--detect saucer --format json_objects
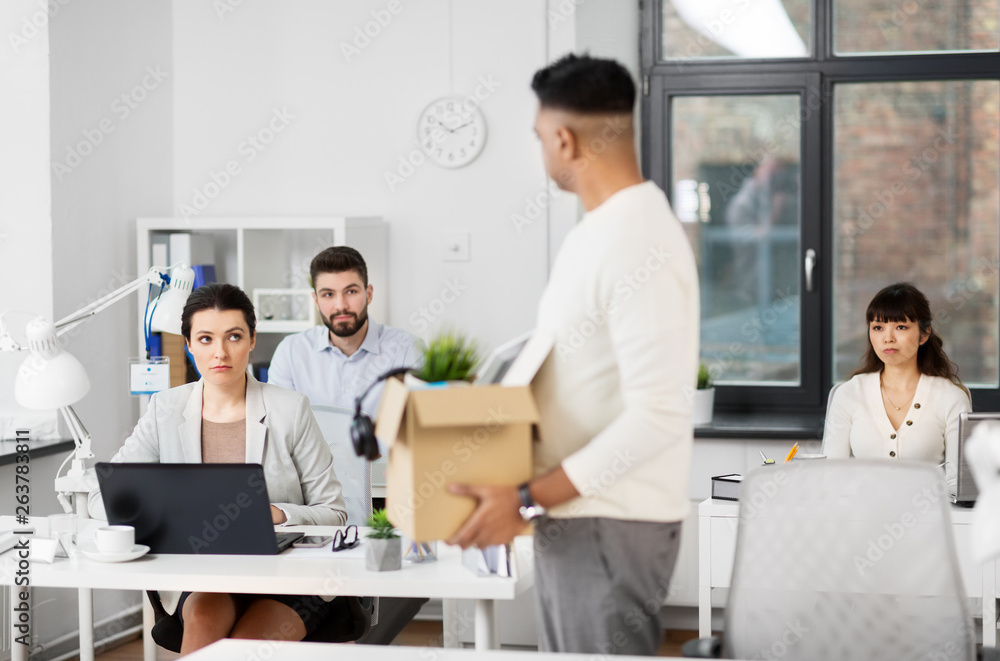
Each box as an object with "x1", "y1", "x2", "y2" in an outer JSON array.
[{"x1": 79, "y1": 543, "x2": 150, "y2": 563}]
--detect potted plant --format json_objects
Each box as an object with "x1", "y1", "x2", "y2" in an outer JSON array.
[
  {"x1": 365, "y1": 508, "x2": 402, "y2": 572},
  {"x1": 410, "y1": 330, "x2": 481, "y2": 386},
  {"x1": 692, "y1": 362, "x2": 715, "y2": 427}
]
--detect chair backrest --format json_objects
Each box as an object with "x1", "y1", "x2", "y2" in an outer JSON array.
[
  {"x1": 820, "y1": 381, "x2": 842, "y2": 454},
  {"x1": 311, "y1": 404, "x2": 372, "y2": 526},
  {"x1": 724, "y1": 460, "x2": 974, "y2": 661}
]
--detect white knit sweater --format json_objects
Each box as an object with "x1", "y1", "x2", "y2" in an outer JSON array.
[{"x1": 531, "y1": 181, "x2": 700, "y2": 522}]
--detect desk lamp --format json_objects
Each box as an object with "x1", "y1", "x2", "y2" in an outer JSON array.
[{"x1": 0, "y1": 264, "x2": 194, "y2": 517}]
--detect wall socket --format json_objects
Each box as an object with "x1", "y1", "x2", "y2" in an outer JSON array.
[{"x1": 442, "y1": 231, "x2": 470, "y2": 262}]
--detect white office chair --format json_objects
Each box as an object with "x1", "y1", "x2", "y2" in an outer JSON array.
[
  {"x1": 820, "y1": 381, "x2": 843, "y2": 455},
  {"x1": 686, "y1": 460, "x2": 978, "y2": 660},
  {"x1": 311, "y1": 404, "x2": 372, "y2": 526}
]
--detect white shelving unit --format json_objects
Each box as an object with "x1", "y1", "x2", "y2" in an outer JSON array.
[{"x1": 135, "y1": 216, "x2": 387, "y2": 364}]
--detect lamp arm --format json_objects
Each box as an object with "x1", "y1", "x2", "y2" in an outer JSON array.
[
  {"x1": 54, "y1": 268, "x2": 167, "y2": 337},
  {"x1": 59, "y1": 406, "x2": 94, "y2": 461},
  {"x1": 55, "y1": 406, "x2": 98, "y2": 516}
]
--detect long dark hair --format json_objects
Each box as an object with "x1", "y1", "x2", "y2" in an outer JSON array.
[
  {"x1": 180, "y1": 283, "x2": 257, "y2": 341},
  {"x1": 850, "y1": 282, "x2": 963, "y2": 388}
]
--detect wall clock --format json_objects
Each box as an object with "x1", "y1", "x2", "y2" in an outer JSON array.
[{"x1": 417, "y1": 97, "x2": 487, "y2": 168}]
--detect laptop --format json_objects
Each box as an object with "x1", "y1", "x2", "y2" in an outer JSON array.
[
  {"x1": 473, "y1": 329, "x2": 554, "y2": 387},
  {"x1": 953, "y1": 412, "x2": 1000, "y2": 506},
  {"x1": 95, "y1": 463, "x2": 303, "y2": 554}
]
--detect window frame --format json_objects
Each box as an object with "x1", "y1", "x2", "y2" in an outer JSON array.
[{"x1": 641, "y1": 0, "x2": 1000, "y2": 414}]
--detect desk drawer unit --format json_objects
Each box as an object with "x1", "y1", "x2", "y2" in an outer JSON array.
[
  {"x1": 709, "y1": 516, "x2": 738, "y2": 589},
  {"x1": 951, "y1": 522, "x2": 981, "y2": 599}
]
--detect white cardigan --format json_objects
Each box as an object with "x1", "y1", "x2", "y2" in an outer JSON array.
[{"x1": 822, "y1": 372, "x2": 971, "y2": 488}]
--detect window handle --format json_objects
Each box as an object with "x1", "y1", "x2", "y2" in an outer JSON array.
[{"x1": 804, "y1": 249, "x2": 817, "y2": 293}]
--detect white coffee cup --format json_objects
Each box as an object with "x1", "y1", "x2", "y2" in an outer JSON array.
[{"x1": 95, "y1": 525, "x2": 134, "y2": 554}]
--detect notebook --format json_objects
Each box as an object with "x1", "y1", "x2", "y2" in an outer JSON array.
[
  {"x1": 953, "y1": 412, "x2": 1000, "y2": 506},
  {"x1": 95, "y1": 463, "x2": 303, "y2": 554}
]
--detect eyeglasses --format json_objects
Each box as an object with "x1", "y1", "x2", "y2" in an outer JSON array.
[{"x1": 332, "y1": 525, "x2": 360, "y2": 552}]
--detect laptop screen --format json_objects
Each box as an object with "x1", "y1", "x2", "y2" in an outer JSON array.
[
  {"x1": 96, "y1": 462, "x2": 298, "y2": 554},
  {"x1": 955, "y1": 412, "x2": 1000, "y2": 504}
]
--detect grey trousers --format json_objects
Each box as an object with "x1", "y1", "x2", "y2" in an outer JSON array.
[{"x1": 533, "y1": 516, "x2": 682, "y2": 655}]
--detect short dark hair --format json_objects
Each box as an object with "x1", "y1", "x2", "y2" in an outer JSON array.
[
  {"x1": 310, "y1": 246, "x2": 368, "y2": 288},
  {"x1": 181, "y1": 283, "x2": 256, "y2": 340},
  {"x1": 531, "y1": 54, "x2": 635, "y2": 115}
]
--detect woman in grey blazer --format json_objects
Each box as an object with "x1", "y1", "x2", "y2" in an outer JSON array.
[{"x1": 90, "y1": 283, "x2": 347, "y2": 655}]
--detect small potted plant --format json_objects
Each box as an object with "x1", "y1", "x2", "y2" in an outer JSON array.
[
  {"x1": 365, "y1": 508, "x2": 402, "y2": 572},
  {"x1": 692, "y1": 362, "x2": 715, "y2": 427},
  {"x1": 410, "y1": 330, "x2": 481, "y2": 386}
]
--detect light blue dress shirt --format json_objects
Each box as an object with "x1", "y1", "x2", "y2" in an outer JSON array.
[{"x1": 267, "y1": 321, "x2": 423, "y2": 415}]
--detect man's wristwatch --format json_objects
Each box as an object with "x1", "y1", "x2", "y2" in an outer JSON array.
[{"x1": 517, "y1": 482, "x2": 545, "y2": 522}]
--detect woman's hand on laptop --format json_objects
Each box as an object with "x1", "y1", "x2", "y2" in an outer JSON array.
[{"x1": 270, "y1": 505, "x2": 287, "y2": 525}]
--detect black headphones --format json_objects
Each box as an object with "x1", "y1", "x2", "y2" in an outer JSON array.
[{"x1": 351, "y1": 367, "x2": 413, "y2": 460}]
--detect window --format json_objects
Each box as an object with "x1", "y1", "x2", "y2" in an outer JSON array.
[
  {"x1": 671, "y1": 94, "x2": 803, "y2": 386},
  {"x1": 643, "y1": 1, "x2": 1000, "y2": 413}
]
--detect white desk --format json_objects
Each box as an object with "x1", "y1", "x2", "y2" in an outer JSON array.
[
  {"x1": 698, "y1": 498, "x2": 997, "y2": 645},
  {"x1": 184, "y1": 639, "x2": 688, "y2": 661},
  {"x1": 0, "y1": 518, "x2": 530, "y2": 661}
]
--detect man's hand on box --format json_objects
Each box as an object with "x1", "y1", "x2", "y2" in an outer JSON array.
[{"x1": 446, "y1": 483, "x2": 522, "y2": 549}]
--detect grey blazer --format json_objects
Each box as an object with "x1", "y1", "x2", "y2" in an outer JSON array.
[{"x1": 88, "y1": 373, "x2": 347, "y2": 527}]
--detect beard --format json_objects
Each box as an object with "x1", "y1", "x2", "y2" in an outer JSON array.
[{"x1": 324, "y1": 307, "x2": 369, "y2": 338}]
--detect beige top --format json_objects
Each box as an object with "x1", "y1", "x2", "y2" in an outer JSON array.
[{"x1": 201, "y1": 418, "x2": 247, "y2": 463}]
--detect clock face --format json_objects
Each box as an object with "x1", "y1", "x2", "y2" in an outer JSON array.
[{"x1": 417, "y1": 97, "x2": 487, "y2": 168}]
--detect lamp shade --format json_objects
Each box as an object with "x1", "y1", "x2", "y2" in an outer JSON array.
[
  {"x1": 150, "y1": 264, "x2": 195, "y2": 335},
  {"x1": 14, "y1": 318, "x2": 91, "y2": 410}
]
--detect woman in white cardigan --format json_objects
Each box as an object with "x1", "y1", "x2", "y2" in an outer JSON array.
[
  {"x1": 91, "y1": 283, "x2": 347, "y2": 654},
  {"x1": 823, "y1": 282, "x2": 971, "y2": 489}
]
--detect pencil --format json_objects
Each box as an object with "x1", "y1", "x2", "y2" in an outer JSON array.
[{"x1": 783, "y1": 442, "x2": 799, "y2": 463}]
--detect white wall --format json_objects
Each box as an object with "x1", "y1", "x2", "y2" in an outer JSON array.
[
  {"x1": 49, "y1": 0, "x2": 174, "y2": 457},
  {"x1": 0, "y1": 0, "x2": 57, "y2": 439},
  {"x1": 576, "y1": 0, "x2": 641, "y2": 80},
  {"x1": 171, "y1": 1, "x2": 551, "y2": 352},
  {"x1": 44, "y1": 0, "x2": 175, "y2": 650}
]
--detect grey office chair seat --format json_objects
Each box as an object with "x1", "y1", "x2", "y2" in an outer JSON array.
[{"x1": 686, "y1": 460, "x2": 981, "y2": 661}]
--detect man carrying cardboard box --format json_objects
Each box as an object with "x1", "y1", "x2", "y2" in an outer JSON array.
[{"x1": 448, "y1": 54, "x2": 700, "y2": 656}]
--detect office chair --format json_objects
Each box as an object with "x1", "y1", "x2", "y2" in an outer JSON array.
[
  {"x1": 821, "y1": 381, "x2": 842, "y2": 444},
  {"x1": 312, "y1": 404, "x2": 374, "y2": 527},
  {"x1": 684, "y1": 460, "x2": 984, "y2": 661},
  {"x1": 311, "y1": 404, "x2": 429, "y2": 646}
]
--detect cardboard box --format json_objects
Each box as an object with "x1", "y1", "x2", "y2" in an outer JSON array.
[{"x1": 375, "y1": 378, "x2": 538, "y2": 542}]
